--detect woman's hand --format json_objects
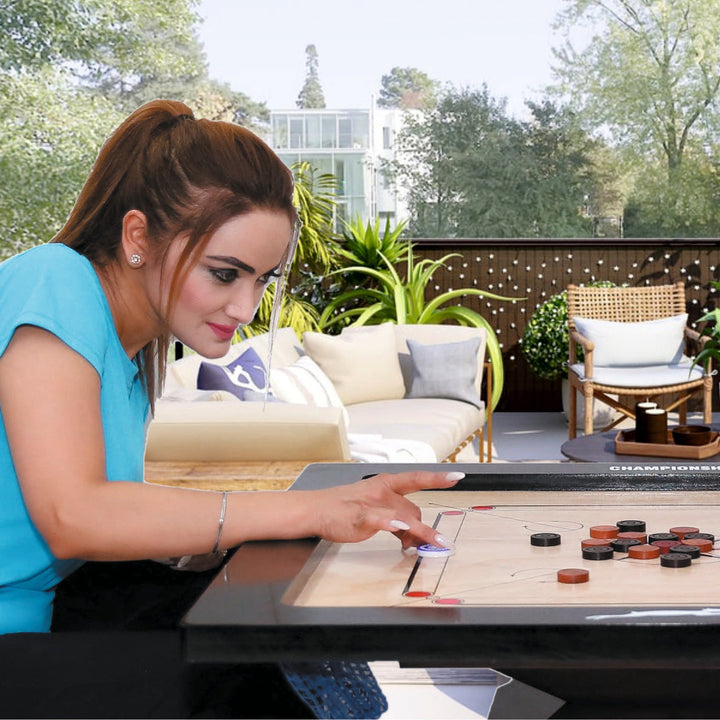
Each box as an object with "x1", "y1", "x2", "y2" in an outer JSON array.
[{"x1": 309, "y1": 470, "x2": 464, "y2": 549}]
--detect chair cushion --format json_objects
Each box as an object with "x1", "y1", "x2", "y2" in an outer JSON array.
[
  {"x1": 406, "y1": 337, "x2": 483, "y2": 408},
  {"x1": 572, "y1": 314, "x2": 687, "y2": 366},
  {"x1": 569, "y1": 360, "x2": 704, "y2": 388}
]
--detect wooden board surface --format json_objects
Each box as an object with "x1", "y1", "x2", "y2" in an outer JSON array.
[{"x1": 286, "y1": 490, "x2": 720, "y2": 609}]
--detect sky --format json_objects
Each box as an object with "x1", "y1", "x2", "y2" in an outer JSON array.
[{"x1": 196, "y1": 0, "x2": 577, "y2": 118}]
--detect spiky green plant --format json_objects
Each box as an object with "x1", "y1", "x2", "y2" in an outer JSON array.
[
  {"x1": 318, "y1": 250, "x2": 523, "y2": 409},
  {"x1": 337, "y1": 215, "x2": 410, "y2": 269}
]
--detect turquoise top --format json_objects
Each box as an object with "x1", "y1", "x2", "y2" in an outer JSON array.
[{"x1": 0, "y1": 244, "x2": 149, "y2": 633}]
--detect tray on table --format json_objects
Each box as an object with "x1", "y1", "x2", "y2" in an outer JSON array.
[{"x1": 614, "y1": 429, "x2": 720, "y2": 459}]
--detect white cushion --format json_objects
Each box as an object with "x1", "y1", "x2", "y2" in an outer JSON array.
[
  {"x1": 569, "y1": 360, "x2": 704, "y2": 388},
  {"x1": 302, "y1": 323, "x2": 406, "y2": 405},
  {"x1": 270, "y1": 356, "x2": 345, "y2": 410},
  {"x1": 572, "y1": 314, "x2": 687, "y2": 367}
]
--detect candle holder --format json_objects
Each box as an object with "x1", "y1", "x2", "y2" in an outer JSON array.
[
  {"x1": 636, "y1": 407, "x2": 667, "y2": 444},
  {"x1": 635, "y1": 402, "x2": 657, "y2": 443}
]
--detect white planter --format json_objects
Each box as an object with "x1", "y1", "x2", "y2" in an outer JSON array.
[{"x1": 561, "y1": 379, "x2": 619, "y2": 430}]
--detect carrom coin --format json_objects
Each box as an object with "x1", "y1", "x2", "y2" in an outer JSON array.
[
  {"x1": 530, "y1": 532, "x2": 561, "y2": 547},
  {"x1": 557, "y1": 568, "x2": 589, "y2": 584}
]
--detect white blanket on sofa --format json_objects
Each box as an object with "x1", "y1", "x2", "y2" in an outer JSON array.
[{"x1": 347, "y1": 433, "x2": 437, "y2": 463}]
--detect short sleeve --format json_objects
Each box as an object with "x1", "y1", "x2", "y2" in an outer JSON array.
[{"x1": 0, "y1": 244, "x2": 111, "y2": 375}]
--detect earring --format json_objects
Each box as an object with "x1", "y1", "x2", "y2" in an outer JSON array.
[{"x1": 129, "y1": 253, "x2": 143, "y2": 266}]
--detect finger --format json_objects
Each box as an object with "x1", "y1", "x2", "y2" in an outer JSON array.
[
  {"x1": 403, "y1": 516, "x2": 455, "y2": 550},
  {"x1": 377, "y1": 470, "x2": 465, "y2": 496},
  {"x1": 380, "y1": 514, "x2": 452, "y2": 551}
]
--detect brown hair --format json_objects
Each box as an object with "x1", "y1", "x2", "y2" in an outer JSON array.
[{"x1": 52, "y1": 99, "x2": 298, "y2": 404}]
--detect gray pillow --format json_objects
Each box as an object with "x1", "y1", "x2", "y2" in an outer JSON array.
[{"x1": 406, "y1": 337, "x2": 483, "y2": 408}]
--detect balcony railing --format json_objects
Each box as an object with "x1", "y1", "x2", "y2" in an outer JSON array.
[{"x1": 413, "y1": 238, "x2": 720, "y2": 412}]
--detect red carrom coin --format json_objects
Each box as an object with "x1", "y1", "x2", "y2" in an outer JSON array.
[
  {"x1": 652, "y1": 540, "x2": 682, "y2": 554},
  {"x1": 618, "y1": 531, "x2": 647, "y2": 542},
  {"x1": 582, "y1": 538, "x2": 612, "y2": 548},
  {"x1": 590, "y1": 525, "x2": 619, "y2": 539},
  {"x1": 628, "y1": 543, "x2": 661, "y2": 560},
  {"x1": 557, "y1": 568, "x2": 590, "y2": 584},
  {"x1": 669, "y1": 526, "x2": 700, "y2": 540},
  {"x1": 682, "y1": 537, "x2": 713, "y2": 553}
]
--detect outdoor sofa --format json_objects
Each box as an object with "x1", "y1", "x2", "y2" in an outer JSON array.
[{"x1": 146, "y1": 322, "x2": 492, "y2": 464}]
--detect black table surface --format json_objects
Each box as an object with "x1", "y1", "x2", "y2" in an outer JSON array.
[{"x1": 182, "y1": 462, "x2": 720, "y2": 717}]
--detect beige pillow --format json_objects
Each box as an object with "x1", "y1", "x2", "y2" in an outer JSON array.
[{"x1": 302, "y1": 324, "x2": 405, "y2": 405}]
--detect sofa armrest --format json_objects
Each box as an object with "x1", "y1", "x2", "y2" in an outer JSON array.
[{"x1": 145, "y1": 401, "x2": 351, "y2": 462}]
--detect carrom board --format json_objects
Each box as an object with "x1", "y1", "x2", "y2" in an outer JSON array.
[
  {"x1": 286, "y1": 489, "x2": 720, "y2": 610},
  {"x1": 183, "y1": 462, "x2": 720, "y2": 671}
]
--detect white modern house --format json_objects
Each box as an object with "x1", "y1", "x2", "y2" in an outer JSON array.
[{"x1": 269, "y1": 106, "x2": 409, "y2": 229}]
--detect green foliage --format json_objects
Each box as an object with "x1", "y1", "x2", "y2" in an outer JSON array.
[
  {"x1": 377, "y1": 67, "x2": 437, "y2": 109},
  {"x1": 290, "y1": 161, "x2": 339, "y2": 273},
  {"x1": 0, "y1": 0, "x2": 269, "y2": 258},
  {"x1": 624, "y1": 152, "x2": 720, "y2": 237},
  {"x1": 521, "y1": 291, "x2": 572, "y2": 380},
  {"x1": 318, "y1": 249, "x2": 523, "y2": 409},
  {"x1": 0, "y1": 69, "x2": 124, "y2": 258},
  {"x1": 386, "y1": 86, "x2": 599, "y2": 238},
  {"x1": 521, "y1": 281, "x2": 615, "y2": 380},
  {"x1": 337, "y1": 216, "x2": 410, "y2": 269},
  {"x1": 1, "y1": 0, "x2": 199, "y2": 78},
  {"x1": 553, "y1": 0, "x2": 720, "y2": 200},
  {"x1": 691, "y1": 281, "x2": 720, "y2": 372}
]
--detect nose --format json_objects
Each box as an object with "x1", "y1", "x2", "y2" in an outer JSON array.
[{"x1": 225, "y1": 283, "x2": 263, "y2": 325}]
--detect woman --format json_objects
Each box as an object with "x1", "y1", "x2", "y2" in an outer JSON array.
[{"x1": 0, "y1": 100, "x2": 461, "y2": 717}]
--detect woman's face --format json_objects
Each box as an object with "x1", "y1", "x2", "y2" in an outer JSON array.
[{"x1": 159, "y1": 209, "x2": 293, "y2": 358}]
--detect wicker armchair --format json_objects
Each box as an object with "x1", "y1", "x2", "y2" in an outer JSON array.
[{"x1": 566, "y1": 282, "x2": 713, "y2": 438}]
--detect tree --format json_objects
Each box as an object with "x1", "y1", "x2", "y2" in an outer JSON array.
[
  {"x1": 385, "y1": 86, "x2": 508, "y2": 237},
  {"x1": 377, "y1": 67, "x2": 437, "y2": 109},
  {"x1": 296, "y1": 44, "x2": 326, "y2": 109},
  {"x1": 0, "y1": 0, "x2": 273, "y2": 258},
  {"x1": 385, "y1": 86, "x2": 598, "y2": 238},
  {"x1": 1, "y1": 0, "x2": 199, "y2": 78},
  {"x1": 553, "y1": 0, "x2": 720, "y2": 184}
]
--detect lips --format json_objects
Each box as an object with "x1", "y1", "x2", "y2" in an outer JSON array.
[{"x1": 207, "y1": 322, "x2": 237, "y2": 341}]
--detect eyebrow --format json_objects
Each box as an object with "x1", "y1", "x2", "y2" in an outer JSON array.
[{"x1": 206, "y1": 255, "x2": 255, "y2": 274}]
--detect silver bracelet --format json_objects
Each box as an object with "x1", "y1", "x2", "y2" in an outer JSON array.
[{"x1": 212, "y1": 491, "x2": 228, "y2": 554}]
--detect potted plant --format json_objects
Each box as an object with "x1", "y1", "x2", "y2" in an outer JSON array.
[
  {"x1": 521, "y1": 283, "x2": 617, "y2": 426},
  {"x1": 691, "y1": 280, "x2": 720, "y2": 374}
]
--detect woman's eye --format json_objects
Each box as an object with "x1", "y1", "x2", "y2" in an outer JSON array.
[
  {"x1": 259, "y1": 269, "x2": 282, "y2": 285},
  {"x1": 210, "y1": 268, "x2": 237, "y2": 284}
]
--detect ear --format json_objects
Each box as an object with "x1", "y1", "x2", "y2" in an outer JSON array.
[{"x1": 120, "y1": 210, "x2": 149, "y2": 267}]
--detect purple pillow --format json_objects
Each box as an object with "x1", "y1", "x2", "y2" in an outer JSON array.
[{"x1": 197, "y1": 347, "x2": 269, "y2": 400}]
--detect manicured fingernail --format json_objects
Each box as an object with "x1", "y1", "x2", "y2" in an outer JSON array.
[
  {"x1": 389, "y1": 519, "x2": 411, "y2": 531},
  {"x1": 444, "y1": 472, "x2": 465, "y2": 482},
  {"x1": 434, "y1": 534, "x2": 455, "y2": 550}
]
